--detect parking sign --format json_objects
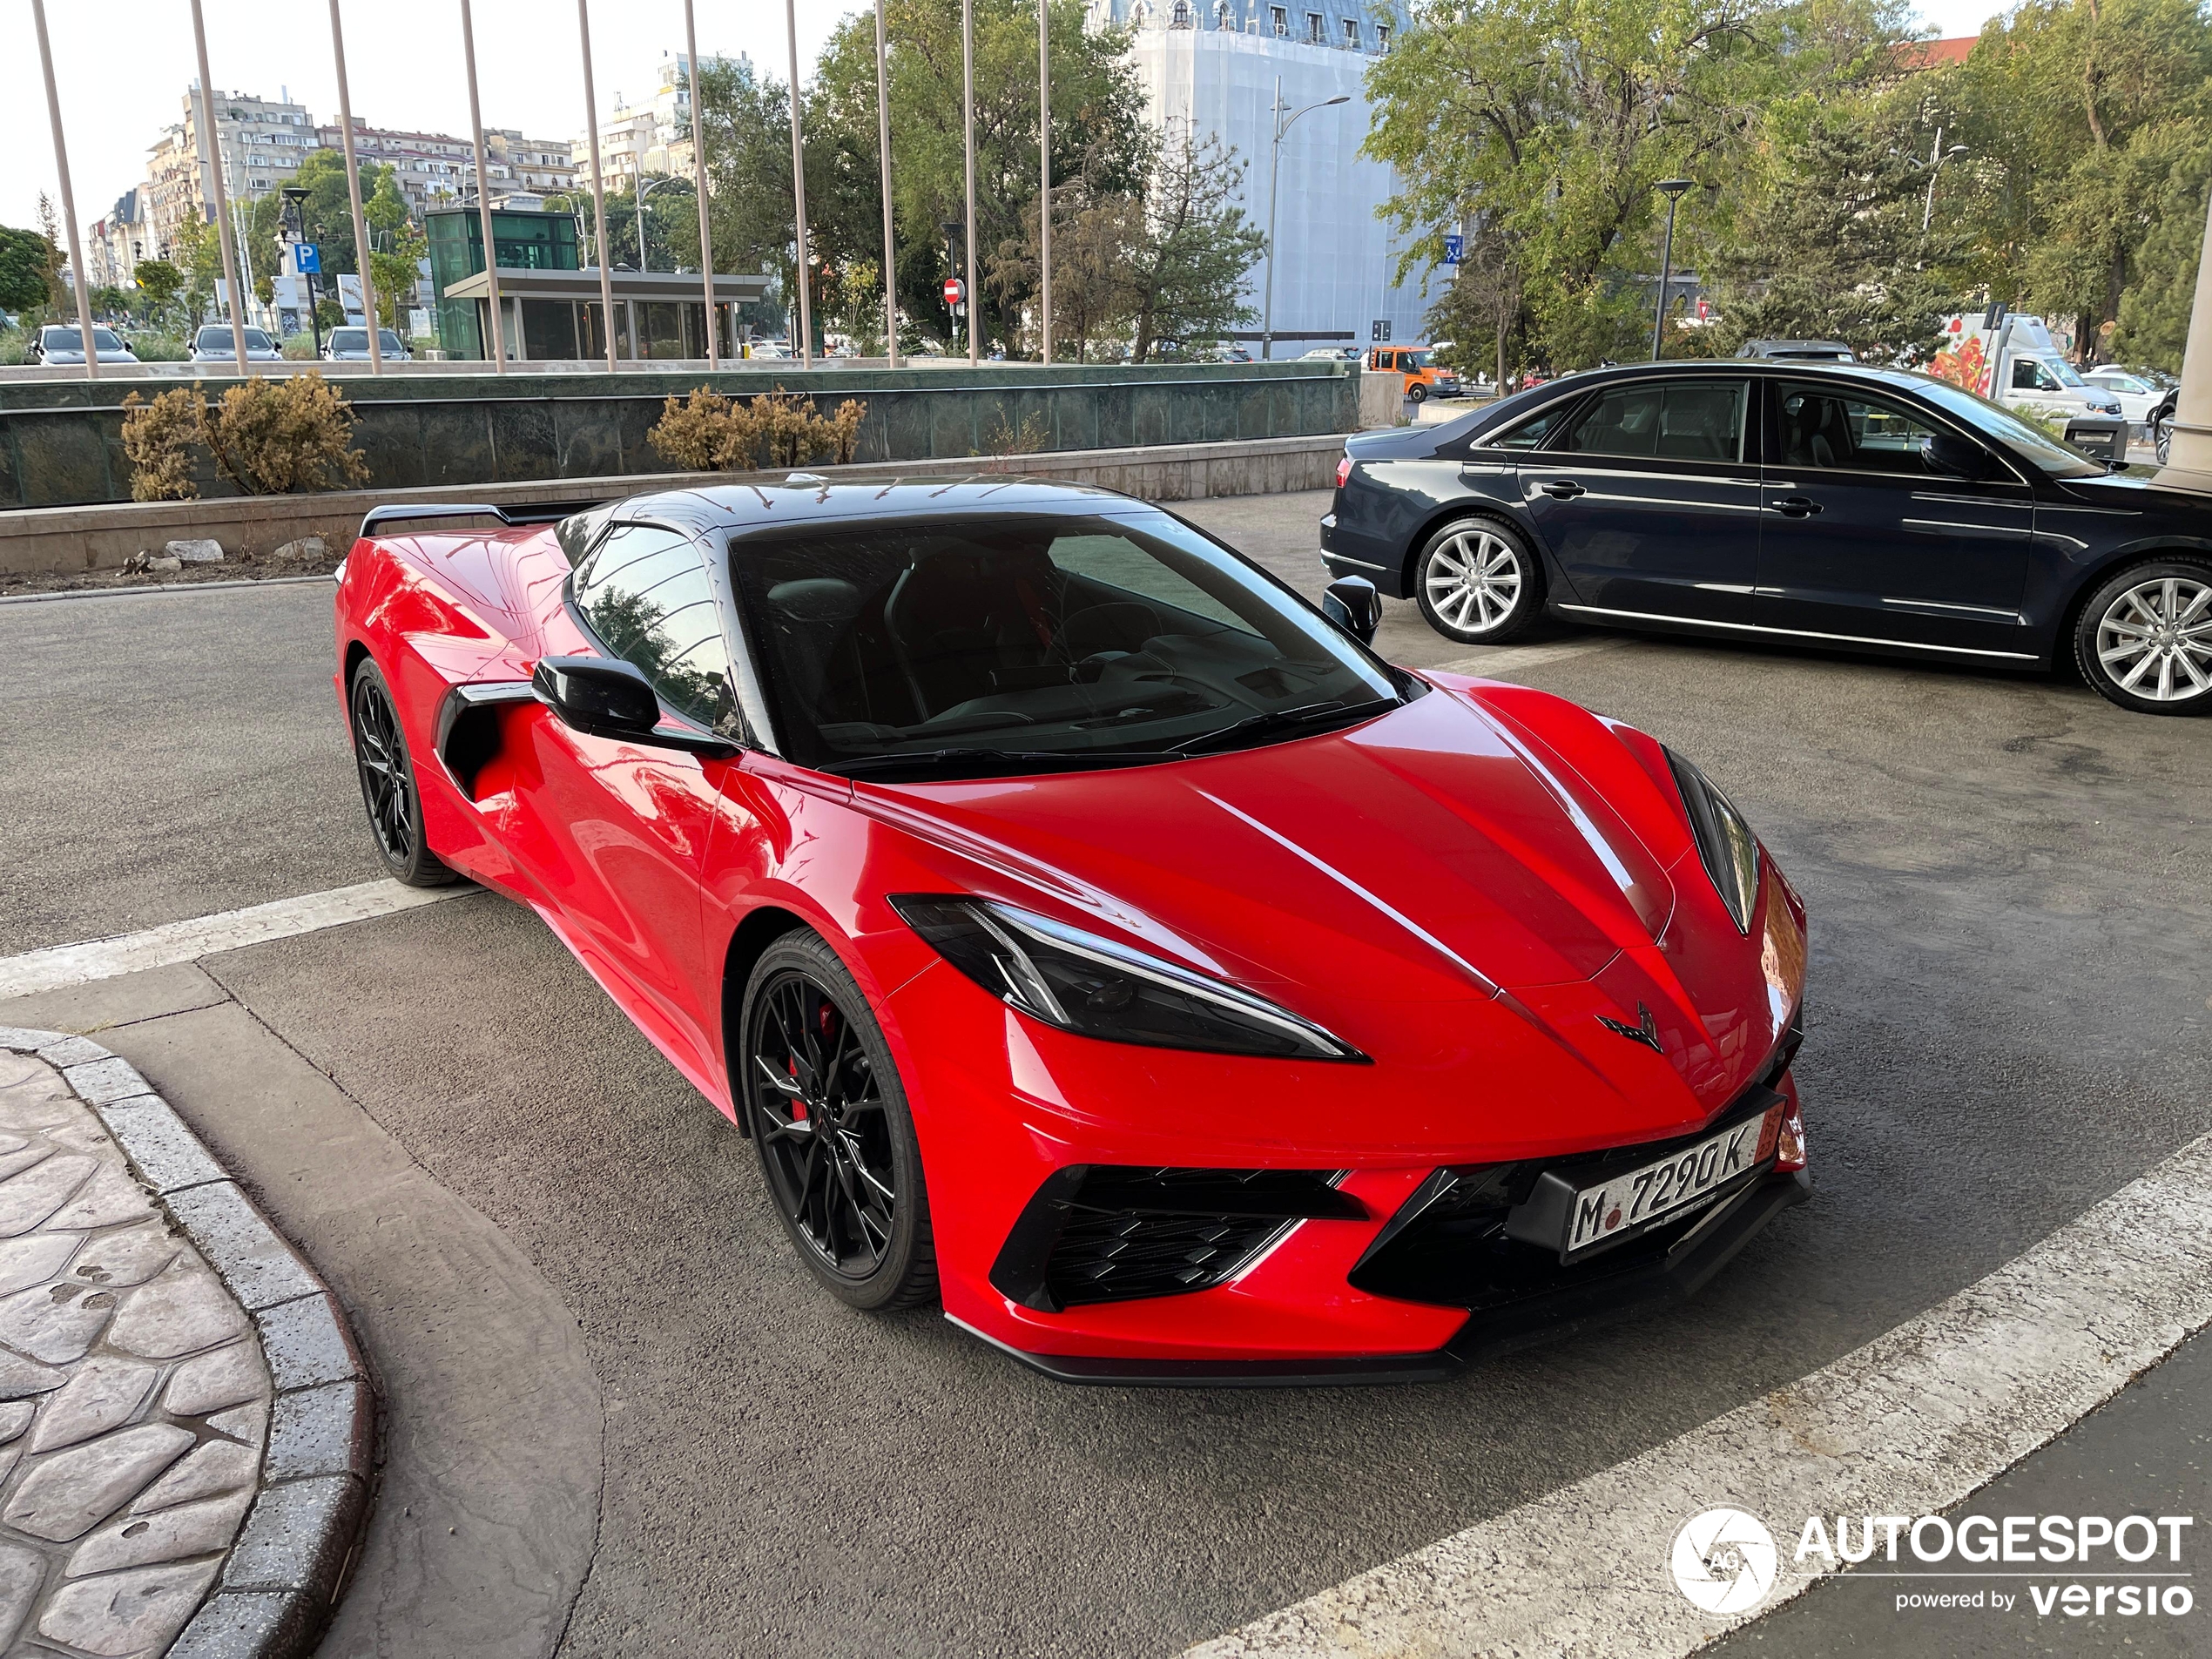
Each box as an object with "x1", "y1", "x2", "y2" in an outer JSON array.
[
  {"x1": 295, "y1": 243, "x2": 322, "y2": 275},
  {"x1": 1444, "y1": 233, "x2": 1465, "y2": 264}
]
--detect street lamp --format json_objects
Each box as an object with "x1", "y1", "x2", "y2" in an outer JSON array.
[
  {"x1": 1900, "y1": 127, "x2": 1970, "y2": 234},
  {"x1": 1261, "y1": 84, "x2": 1348, "y2": 361},
  {"x1": 1649, "y1": 178, "x2": 1694, "y2": 361}
]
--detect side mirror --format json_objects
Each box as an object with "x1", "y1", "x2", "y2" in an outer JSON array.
[
  {"x1": 1322, "y1": 575, "x2": 1382, "y2": 645},
  {"x1": 531, "y1": 655, "x2": 735, "y2": 756},
  {"x1": 1922, "y1": 432, "x2": 1992, "y2": 482}
]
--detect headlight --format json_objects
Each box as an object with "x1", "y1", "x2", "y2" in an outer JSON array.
[
  {"x1": 889, "y1": 896, "x2": 1366, "y2": 1062},
  {"x1": 1662, "y1": 750, "x2": 1761, "y2": 934}
]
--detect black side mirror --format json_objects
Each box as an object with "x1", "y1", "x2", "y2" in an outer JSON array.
[
  {"x1": 1322, "y1": 576, "x2": 1382, "y2": 645},
  {"x1": 1923, "y1": 432, "x2": 1992, "y2": 482},
  {"x1": 531, "y1": 655, "x2": 735, "y2": 756}
]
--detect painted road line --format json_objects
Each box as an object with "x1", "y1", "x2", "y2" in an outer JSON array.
[
  {"x1": 1189, "y1": 1130, "x2": 2212, "y2": 1659},
  {"x1": 0, "y1": 880, "x2": 472, "y2": 1000},
  {"x1": 1433, "y1": 637, "x2": 1627, "y2": 678}
]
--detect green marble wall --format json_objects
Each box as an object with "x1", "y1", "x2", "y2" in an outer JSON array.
[{"x1": 0, "y1": 363, "x2": 1358, "y2": 509}]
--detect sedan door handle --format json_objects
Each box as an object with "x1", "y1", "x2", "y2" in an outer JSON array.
[
  {"x1": 1540, "y1": 480, "x2": 1586, "y2": 500},
  {"x1": 1770, "y1": 495, "x2": 1823, "y2": 517}
]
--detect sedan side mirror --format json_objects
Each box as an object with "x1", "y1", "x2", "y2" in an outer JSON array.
[
  {"x1": 1923, "y1": 432, "x2": 1993, "y2": 482},
  {"x1": 531, "y1": 655, "x2": 735, "y2": 757},
  {"x1": 1322, "y1": 576, "x2": 1382, "y2": 645}
]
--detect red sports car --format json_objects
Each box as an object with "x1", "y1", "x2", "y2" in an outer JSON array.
[{"x1": 334, "y1": 478, "x2": 1809, "y2": 1384}]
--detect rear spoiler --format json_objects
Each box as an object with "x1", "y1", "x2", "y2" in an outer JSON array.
[{"x1": 356, "y1": 500, "x2": 607, "y2": 539}]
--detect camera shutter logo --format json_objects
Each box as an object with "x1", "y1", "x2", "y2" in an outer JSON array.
[{"x1": 1671, "y1": 1508, "x2": 1778, "y2": 1614}]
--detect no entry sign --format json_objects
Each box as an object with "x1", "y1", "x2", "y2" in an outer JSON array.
[{"x1": 943, "y1": 276, "x2": 966, "y2": 307}]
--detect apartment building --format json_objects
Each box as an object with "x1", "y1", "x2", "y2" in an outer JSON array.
[
  {"x1": 145, "y1": 86, "x2": 320, "y2": 253},
  {"x1": 87, "y1": 188, "x2": 153, "y2": 288},
  {"x1": 577, "y1": 51, "x2": 750, "y2": 188}
]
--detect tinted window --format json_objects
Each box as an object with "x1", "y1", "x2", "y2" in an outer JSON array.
[
  {"x1": 1774, "y1": 382, "x2": 1956, "y2": 476},
  {"x1": 573, "y1": 525, "x2": 739, "y2": 735},
  {"x1": 1555, "y1": 380, "x2": 1747, "y2": 462},
  {"x1": 727, "y1": 510, "x2": 1399, "y2": 774},
  {"x1": 1483, "y1": 399, "x2": 1580, "y2": 450}
]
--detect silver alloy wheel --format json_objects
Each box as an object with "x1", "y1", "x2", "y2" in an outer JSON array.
[
  {"x1": 1425, "y1": 529, "x2": 1524, "y2": 634},
  {"x1": 2096, "y1": 574, "x2": 2212, "y2": 703}
]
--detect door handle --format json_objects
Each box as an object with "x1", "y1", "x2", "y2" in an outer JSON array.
[
  {"x1": 1770, "y1": 496, "x2": 1823, "y2": 517},
  {"x1": 1540, "y1": 480, "x2": 1586, "y2": 500}
]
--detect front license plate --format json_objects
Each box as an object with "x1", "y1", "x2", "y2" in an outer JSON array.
[{"x1": 1562, "y1": 1106, "x2": 1783, "y2": 1259}]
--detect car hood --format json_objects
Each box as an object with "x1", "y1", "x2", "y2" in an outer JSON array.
[{"x1": 857, "y1": 687, "x2": 1677, "y2": 1003}]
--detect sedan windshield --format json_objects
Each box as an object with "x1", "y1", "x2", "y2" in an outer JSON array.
[
  {"x1": 45, "y1": 328, "x2": 125, "y2": 352},
  {"x1": 726, "y1": 509, "x2": 1404, "y2": 777},
  {"x1": 196, "y1": 327, "x2": 274, "y2": 350},
  {"x1": 1912, "y1": 378, "x2": 2108, "y2": 477}
]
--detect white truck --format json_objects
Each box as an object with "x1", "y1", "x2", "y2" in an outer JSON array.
[{"x1": 1926, "y1": 309, "x2": 2130, "y2": 461}]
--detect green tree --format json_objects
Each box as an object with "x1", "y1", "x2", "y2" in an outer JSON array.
[
  {"x1": 1116, "y1": 135, "x2": 1266, "y2": 361},
  {"x1": 0, "y1": 226, "x2": 55, "y2": 313},
  {"x1": 132, "y1": 257, "x2": 185, "y2": 319}
]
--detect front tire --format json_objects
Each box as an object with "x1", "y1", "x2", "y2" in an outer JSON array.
[
  {"x1": 2074, "y1": 559, "x2": 2212, "y2": 714},
  {"x1": 347, "y1": 658, "x2": 456, "y2": 887},
  {"x1": 1413, "y1": 517, "x2": 1545, "y2": 644},
  {"x1": 740, "y1": 933, "x2": 938, "y2": 1312},
  {"x1": 1406, "y1": 381, "x2": 1427, "y2": 403},
  {"x1": 2155, "y1": 415, "x2": 2173, "y2": 465}
]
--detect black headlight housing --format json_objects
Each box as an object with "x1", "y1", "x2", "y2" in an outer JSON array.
[
  {"x1": 1663, "y1": 749, "x2": 1761, "y2": 934},
  {"x1": 889, "y1": 895, "x2": 1366, "y2": 1062}
]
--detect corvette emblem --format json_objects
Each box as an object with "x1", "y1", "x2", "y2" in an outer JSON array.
[{"x1": 1598, "y1": 1002, "x2": 1664, "y2": 1054}]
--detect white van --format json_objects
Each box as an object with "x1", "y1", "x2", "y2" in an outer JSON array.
[{"x1": 1927, "y1": 311, "x2": 2128, "y2": 459}]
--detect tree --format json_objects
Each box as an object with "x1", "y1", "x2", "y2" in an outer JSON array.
[
  {"x1": 36, "y1": 195, "x2": 68, "y2": 309},
  {"x1": 132, "y1": 258, "x2": 185, "y2": 319},
  {"x1": 1116, "y1": 135, "x2": 1265, "y2": 360},
  {"x1": 2113, "y1": 148, "x2": 2212, "y2": 368},
  {"x1": 0, "y1": 226, "x2": 54, "y2": 313}
]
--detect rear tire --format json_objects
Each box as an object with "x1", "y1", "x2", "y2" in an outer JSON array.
[
  {"x1": 347, "y1": 658, "x2": 456, "y2": 886},
  {"x1": 739, "y1": 933, "x2": 938, "y2": 1312},
  {"x1": 1413, "y1": 516, "x2": 1545, "y2": 644},
  {"x1": 2073, "y1": 558, "x2": 2212, "y2": 715}
]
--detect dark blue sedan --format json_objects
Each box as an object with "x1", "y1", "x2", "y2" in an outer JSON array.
[{"x1": 1320, "y1": 361, "x2": 2212, "y2": 715}]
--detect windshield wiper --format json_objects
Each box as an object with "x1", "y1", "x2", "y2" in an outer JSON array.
[
  {"x1": 826, "y1": 747, "x2": 1178, "y2": 780},
  {"x1": 1168, "y1": 696, "x2": 1399, "y2": 758}
]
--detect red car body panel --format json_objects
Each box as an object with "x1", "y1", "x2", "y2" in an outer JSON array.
[{"x1": 335, "y1": 506, "x2": 1809, "y2": 1372}]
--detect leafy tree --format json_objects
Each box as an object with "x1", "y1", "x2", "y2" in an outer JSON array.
[
  {"x1": 2113, "y1": 145, "x2": 2212, "y2": 368},
  {"x1": 0, "y1": 226, "x2": 55, "y2": 313},
  {"x1": 132, "y1": 258, "x2": 185, "y2": 319},
  {"x1": 36, "y1": 195, "x2": 69, "y2": 309},
  {"x1": 1115, "y1": 135, "x2": 1265, "y2": 360}
]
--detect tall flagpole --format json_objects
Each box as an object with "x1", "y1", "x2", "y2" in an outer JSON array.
[
  {"x1": 786, "y1": 0, "x2": 813, "y2": 368},
  {"x1": 31, "y1": 0, "x2": 100, "y2": 383},
  {"x1": 187, "y1": 0, "x2": 251, "y2": 375},
  {"x1": 577, "y1": 0, "x2": 618, "y2": 367},
  {"x1": 682, "y1": 6, "x2": 718, "y2": 368},
  {"x1": 458, "y1": 0, "x2": 508, "y2": 372},
  {"x1": 875, "y1": 0, "x2": 899, "y2": 368},
  {"x1": 1039, "y1": 0, "x2": 1051, "y2": 365},
  {"x1": 962, "y1": 0, "x2": 979, "y2": 365},
  {"x1": 327, "y1": 0, "x2": 381, "y2": 373}
]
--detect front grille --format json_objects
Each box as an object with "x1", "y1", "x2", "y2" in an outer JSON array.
[
  {"x1": 1049, "y1": 1209, "x2": 1292, "y2": 1307},
  {"x1": 990, "y1": 1166, "x2": 1366, "y2": 1312}
]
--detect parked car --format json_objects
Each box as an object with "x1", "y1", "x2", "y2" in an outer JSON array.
[
  {"x1": 322, "y1": 327, "x2": 411, "y2": 361},
  {"x1": 1366, "y1": 345, "x2": 1463, "y2": 402},
  {"x1": 190, "y1": 325, "x2": 284, "y2": 363},
  {"x1": 335, "y1": 479, "x2": 1811, "y2": 1380},
  {"x1": 1323, "y1": 360, "x2": 2212, "y2": 715},
  {"x1": 1300, "y1": 346, "x2": 1364, "y2": 362},
  {"x1": 1737, "y1": 340, "x2": 1856, "y2": 362},
  {"x1": 2082, "y1": 367, "x2": 2167, "y2": 435},
  {"x1": 30, "y1": 324, "x2": 139, "y2": 366},
  {"x1": 2151, "y1": 385, "x2": 2179, "y2": 466}
]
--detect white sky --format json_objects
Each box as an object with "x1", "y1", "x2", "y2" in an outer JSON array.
[{"x1": 3, "y1": 0, "x2": 2007, "y2": 242}]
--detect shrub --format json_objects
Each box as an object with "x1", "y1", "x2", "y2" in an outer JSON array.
[
  {"x1": 647, "y1": 386, "x2": 867, "y2": 472},
  {"x1": 199, "y1": 372, "x2": 370, "y2": 496},
  {"x1": 119, "y1": 388, "x2": 201, "y2": 502}
]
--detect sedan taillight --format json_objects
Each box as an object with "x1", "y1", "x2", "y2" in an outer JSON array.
[{"x1": 1335, "y1": 452, "x2": 1353, "y2": 489}]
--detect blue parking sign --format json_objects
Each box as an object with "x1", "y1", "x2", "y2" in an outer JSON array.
[
  {"x1": 1443, "y1": 233, "x2": 1464, "y2": 264},
  {"x1": 297, "y1": 243, "x2": 322, "y2": 274}
]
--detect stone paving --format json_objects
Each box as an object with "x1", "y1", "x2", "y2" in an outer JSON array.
[{"x1": 0, "y1": 1049, "x2": 269, "y2": 1656}]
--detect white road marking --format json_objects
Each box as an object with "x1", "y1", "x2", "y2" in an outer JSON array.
[
  {"x1": 1432, "y1": 637, "x2": 1627, "y2": 678},
  {"x1": 1190, "y1": 1130, "x2": 2212, "y2": 1658},
  {"x1": 0, "y1": 880, "x2": 471, "y2": 1000}
]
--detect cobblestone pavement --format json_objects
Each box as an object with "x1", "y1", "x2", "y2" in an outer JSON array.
[{"x1": 0, "y1": 1048, "x2": 269, "y2": 1656}]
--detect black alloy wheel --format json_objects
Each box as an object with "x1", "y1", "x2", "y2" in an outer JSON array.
[
  {"x1": 347, "y1": 658, "x2": 455, "y2": 887},
  {"x1": 741, "y1": 933, "x2": 937, "y2": 1311},
  {"x1": 1413, "y1": 515, "x2": 1546, "y2": 645}
]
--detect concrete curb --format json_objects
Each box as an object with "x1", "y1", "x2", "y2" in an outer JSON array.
[{"x1": 0, "y1": 1027, "x2": 374, "y2": 1659}]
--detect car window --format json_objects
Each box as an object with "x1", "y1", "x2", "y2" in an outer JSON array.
[
  {"x1": 1479, "y1": 397, "x2": 1581, "y2": 450},
  {"x1": 1774, "y1": 382, "x2": 1956, "y2": 476},
  {"x1": 1554, "y1": 379, "x2": 1747, "y2": 462},
  {"x1": 2013, "y1": 360, "x2": 2066, "y2": 393},
  {"x1": 726, "y1": 509, "x2": 1399, "y2": 774},
  {"x1": 573, "y1": 525, "x2": 740, "y2": 736}
]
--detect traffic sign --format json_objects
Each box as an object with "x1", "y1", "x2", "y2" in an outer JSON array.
[
  {"x1": 296, "y1": 242, "x2": 322, "y2": 274},
  {"x1": 942, "y1": 276, "x2": 966, "y2": 308},
  {"x1": 1443, "y1": 233, "x2": 1464, "y2": 264}
]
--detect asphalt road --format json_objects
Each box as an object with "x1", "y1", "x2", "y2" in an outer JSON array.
[{"x1": 2, "y1": 488, "x2": 2208, "y2": 1657}]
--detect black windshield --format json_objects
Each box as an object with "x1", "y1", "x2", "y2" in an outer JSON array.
[{"x1": 726, "y1": 509, "x2": 1402, "y2": 776}]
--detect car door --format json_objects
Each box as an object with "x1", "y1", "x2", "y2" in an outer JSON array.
[
  {"x1": 1754, "y1": 378, "x2": 2035, "y2": 656},
  {"x1": 1519, "y1": 375, "x2": 1763, "y2": 625},
  {"x1": 509, "y1": 521, "x2": 749, "y2": 1082}
]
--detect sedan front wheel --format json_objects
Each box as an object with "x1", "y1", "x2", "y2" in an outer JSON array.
[
  {"x1": 2075, "y1": 560, "x2": 2212, "y2": 714},
  {"x1": 1414, "y1": 518, "x2": 1543, "y2": 644}
]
